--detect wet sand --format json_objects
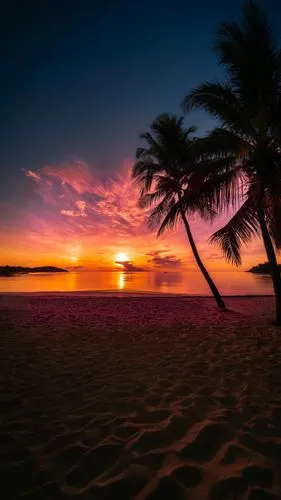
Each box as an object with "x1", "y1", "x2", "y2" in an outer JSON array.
[{"x1": 1, "y1": 295, "x2": 281, "y2": 499}]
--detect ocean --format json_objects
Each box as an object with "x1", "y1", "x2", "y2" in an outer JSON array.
[{"x1": 0, "y1": 270, "x2": 273, "y2": 295}]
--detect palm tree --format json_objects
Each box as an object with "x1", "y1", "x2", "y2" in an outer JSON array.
[
  {"x1": 183, "y1": 1, "x2": 281, "y2": 324},
  {"x1": 132, "y1": 113, "x2": 226, "y2": 310}
]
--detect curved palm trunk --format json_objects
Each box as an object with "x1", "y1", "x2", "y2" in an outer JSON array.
[
  {"x1": 180, "y1": 209, "x2": 226, "y2": 310},
  {"x1": 257, "y1": 204, "x2": 281, "y2": 325}
]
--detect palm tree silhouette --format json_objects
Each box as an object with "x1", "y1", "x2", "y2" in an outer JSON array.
[
  {"x1": 183, "y1": 1, "x2": 281, "y2": 324},
  {"x1": 132, "y1": 113, "x2": 226, "y2": 310}
]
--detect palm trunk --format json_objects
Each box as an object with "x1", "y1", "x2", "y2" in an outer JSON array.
[
  {"x1": 257, "y1": 203, "x2": 281, "y2": 325},
  {"x1": 180, "y1": 209, "x2": 226, "y2": 310}
]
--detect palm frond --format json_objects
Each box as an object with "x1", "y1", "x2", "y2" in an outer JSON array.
[
  {"x1": 138, "y1": 132, "x2": 164, "y2": 158},
  {"x1": 214, "y1": 1, "x2": 281, "y2": 114},
  {"x1": 185, "y1": 194, "x2": 216, "y2": 221},
  {"x1": 264, "y1": 191, "x2": 281, "y2": 249},
  {"x1": 153, "y1": 200, "x2": 182, "y2": 237},
  {"x1": 199, "y1": 128, "x2": 251, "y2": 158},
  {"x1": 132, "y1": 160, "x2": 159, "y2": 179},
  {"x1": 185, "y1": 125, "x2": 198, "y2": 137},
  {"x1": 139, "y1": 189, "x2": 171, "y2": 209},
  {"x1": 132, "y1": 114, "x2": 203, "y2": 226},
  {"x1": 210, "y1": 198, "x2": 260, "y2": 265},
  {"x1": 132, "y1": 161, "x2": 162, "y2": 195},
  {"x1": 147, "y1": 194, "x2": 177, "y2": 232},
  {"x1": 151, "y1": 114, "x2": 184, "y2": 138},
  {"x1": 135, "y1": 147, "x2": 151, "y2": 160},
  {"x1": 183, "y1": 162, "x2": 242, "y2": 218},
  {"x1": 156, "y1": 174, "x2": 180, "y2": 193},
  {"x1": 183, "y1": 82, "x2": 256, "y2": 139}
]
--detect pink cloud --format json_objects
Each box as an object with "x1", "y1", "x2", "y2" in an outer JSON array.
[
  {"x1": 25, "y1": 169, "x2": 41, "y2": 182},
  {"x1": 147, "y1": 250, "x2": 182, "y2": 268},
  {"x1": 61, "y1": 200, "x2": 87, "y2": 218},
  {"x1": 61, "y1": 210, "x2": 81, "y2": 217},
  {"x1": 0, "y1": 159, "x2": 269, "y2": 270},
  {"x1": 16, "y1": 161, "x2": 156, "y2": 265},
  {"x1": 39, "y1": 161, "x2": 96, "y2": 194}
]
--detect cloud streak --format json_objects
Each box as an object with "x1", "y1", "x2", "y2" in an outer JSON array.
[
  {"x1": 0, "y1": 160, "x2": 267, "y2": 269},
  {"x1": 147, "y1": 250, "x2": 182, "y2": 268},
  {"x1": 115, "y1": 261, "x2": 144, "y2": 272}
]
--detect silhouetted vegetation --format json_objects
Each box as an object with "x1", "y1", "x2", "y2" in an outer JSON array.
[
  {"x1": 0, "y1": 266, "x2": 67, "y2": 277},
  {"x1": 248, "y1": 262, "x2": 281, "y2": 275},
  {"x1": 132, "y1": 113, "x2": 226, "y2": 310},
  {"x1": 183, "y1": 1, "x2": 281, "y2": 324}
]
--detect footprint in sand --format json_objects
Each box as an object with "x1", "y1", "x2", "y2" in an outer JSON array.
[
  {"x1": 220, "y1": 444, "x2": 248, "y2": 464},
  {"x1": 145, "y1": 476, "x2": 185, "y2": 499},
  {"x1": 240, "y1": 431, "x2": 281, "y2": 461},
  {"x1": 132, "y1": 416, "x2": 189, "y2": 453},
  {"x1": 65, "y1": 443, "x2": 122, "y2": 488},
  {"x1": 180, "y1": 422, "x2": 234, "y2": 462},
  {"x1": 133, "y1": 409, "x2": 170, "y2": 425},
  {"x1": 172, "y1": 465, "x2": 202, "y2": 488},
  {"x1": 210, "y1": 476, "x2": 248, "y2": 500},
  {"x1": 242, "y1": 465, "x2": 274, "y2": 489},
  {"x1": 91, "y1": 474, "x2": 148, "y2": 500},
  {"x1": 135, "y1": 451, "x2": 167, "y2": 470},
  {"x1": 132, "y1": 429, "x2": 174, "y2": 453},
  {"x1": 113, "y1": 425, "x2": 139, "y2": 441},
  {"x1": 247, "y1": 417, "x2": 280, "y2": 438},
  {"x1": 44, "y1": 431, "x2": 82, "y2": 454}
]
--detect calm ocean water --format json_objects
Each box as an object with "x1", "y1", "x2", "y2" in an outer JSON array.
[{"x1": 0, "y1": 270, "x2": 273, "y2": 295}]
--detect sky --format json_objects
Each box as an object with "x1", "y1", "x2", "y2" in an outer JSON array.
[{"x1": 1, "y1": 0, "x2": 281, "y2": 271}]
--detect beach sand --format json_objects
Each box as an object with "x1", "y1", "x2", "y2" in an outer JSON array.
[{"x1": 1, "y1": 294, "x2": 281, "y2": 499}]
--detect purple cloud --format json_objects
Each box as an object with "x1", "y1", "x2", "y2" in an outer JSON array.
[
  {"x1": 147, "y1": 250, "x2": 182, "y2": 268},
  {"x1": 115, "y1": 260, "x2": 144, "y2": 272}
]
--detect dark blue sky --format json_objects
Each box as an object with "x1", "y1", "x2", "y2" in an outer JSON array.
[{"x1": 2, "y1": 0, "x2": 281, "y2": 203}]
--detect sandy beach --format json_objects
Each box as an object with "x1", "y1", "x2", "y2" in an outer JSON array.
[{"x1": 1, "y1": 294, "x2": 281, "y2": 499}]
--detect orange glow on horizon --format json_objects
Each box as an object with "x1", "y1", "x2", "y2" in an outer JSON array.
[
  {"x1": 115, "y1": 252, "x2": 130, "y2": 263},
  {"x1": 0, "y1": 160, "x2": 274, "y2": 272}
]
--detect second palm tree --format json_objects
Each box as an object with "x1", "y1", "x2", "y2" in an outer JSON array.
[{"x1": 132, "y1": 113, "x2": 226, "y2": 310}]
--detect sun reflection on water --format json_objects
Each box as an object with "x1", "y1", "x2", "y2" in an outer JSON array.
[{"x1": 118, "y1": 272, "x2": 125, "y2": 290}]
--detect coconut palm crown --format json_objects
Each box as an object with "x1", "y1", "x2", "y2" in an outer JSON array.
[
  {"x1": 132, "y1": 113, "x2": 226, "y2": 310},
  {"x1": 183, "y1": 1, "x2": 281, "y2": 323}
]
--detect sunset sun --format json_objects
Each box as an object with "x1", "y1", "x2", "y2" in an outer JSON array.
[{"x1": 115, "y1": 252, "x2": 129, "y2": 263}]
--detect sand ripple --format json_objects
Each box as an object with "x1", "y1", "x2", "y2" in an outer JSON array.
[{"x1": 0, "y1": 295, "x2": 281, "y2": 499}]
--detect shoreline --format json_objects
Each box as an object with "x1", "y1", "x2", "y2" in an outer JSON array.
[
  {"x1": 0, "y1": 290, "x2": 274, "y2": 297},
  {"x1": 0, "y1": 294, "x2": 277, "y2": 328}
]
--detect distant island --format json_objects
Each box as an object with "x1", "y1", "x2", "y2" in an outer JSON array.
[
  {"x1": 248, "y1": 262, "x2": 281, "y2": 274},
  {"x1": 0, "y1": 266, "x2": 68, "y2": 277}
]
